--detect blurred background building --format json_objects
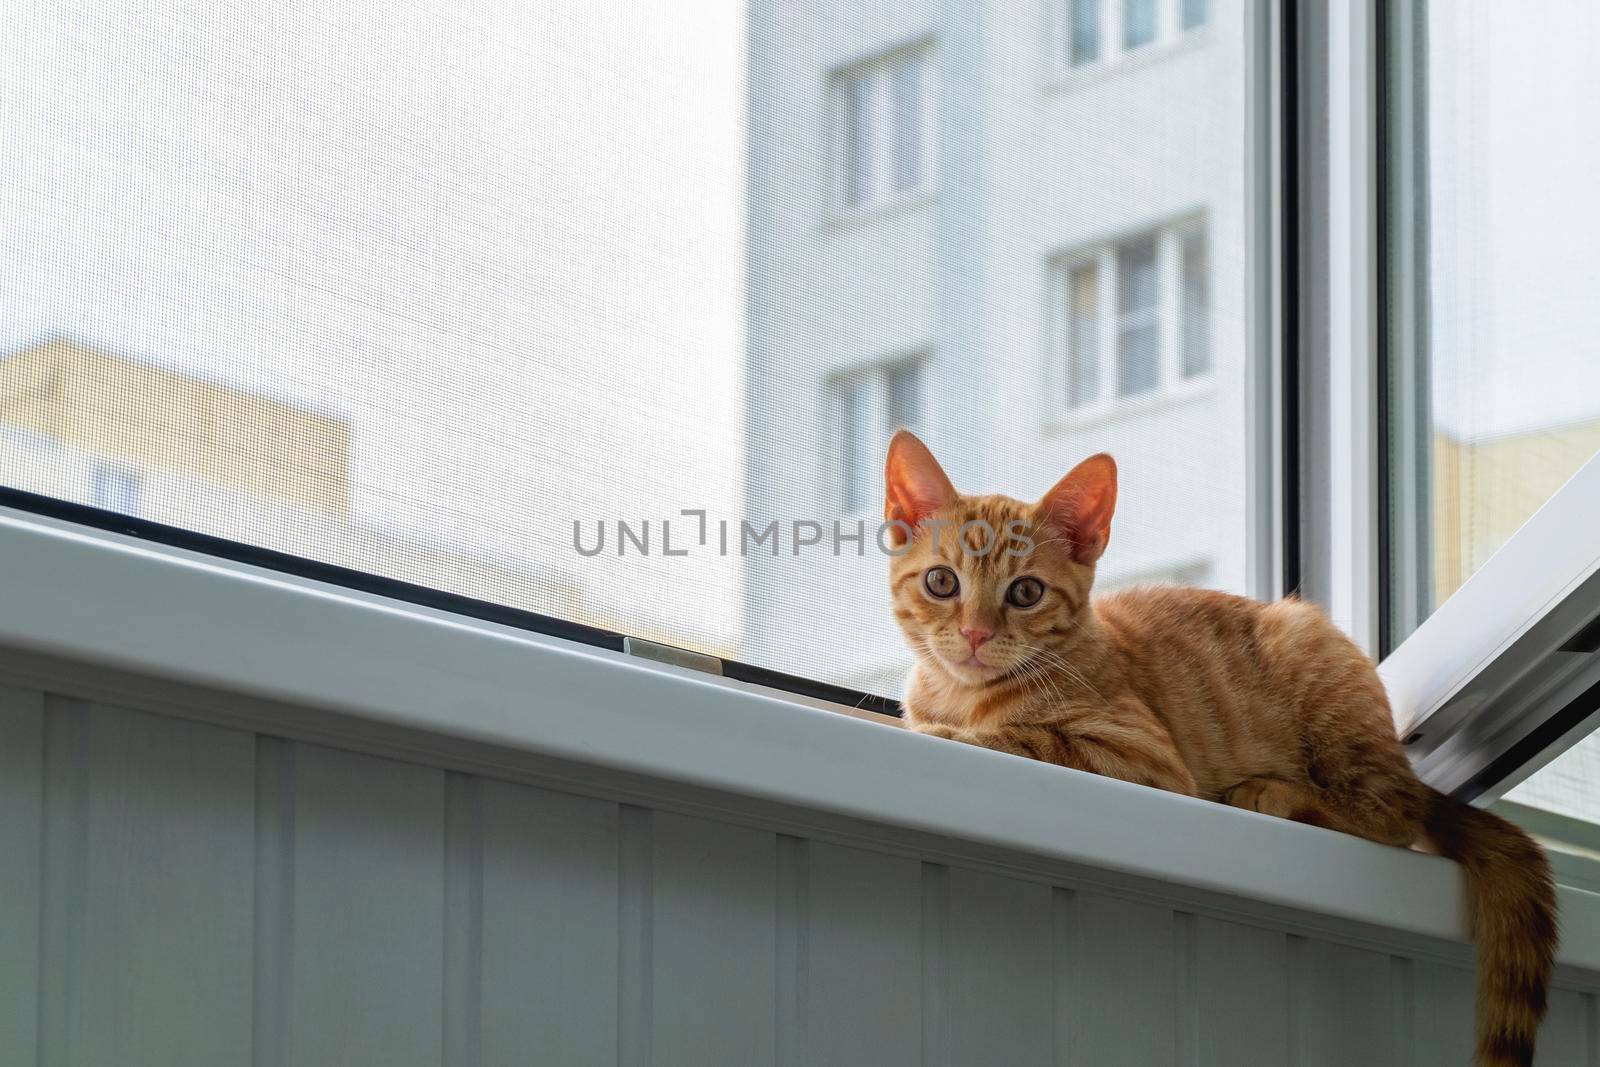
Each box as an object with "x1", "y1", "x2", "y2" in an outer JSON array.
[
  {"x1": 0, "y1": 336, "x2": 610, "y2": 646},
  {"x1": 744, "y1": 0, "x2": 1250, "y2": 694}
]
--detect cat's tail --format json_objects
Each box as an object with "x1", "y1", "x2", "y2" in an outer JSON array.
[{"x1": 1424, "y1": 787, "x2": 1557, "y2": 1067}]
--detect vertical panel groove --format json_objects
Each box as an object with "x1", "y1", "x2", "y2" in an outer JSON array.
[
  {"x1": 1174, "y1": 911, "x2": 1199, "y2": 1067},
  {"x1": 617, "y1": 805, "x2": 653, "y2": 1067},
  {"x1": 36, "y1": 696, "x2": 88, "y2": 1067},
  {"x1": 775, "y1": 835, "x2": 807, "y2": 1067},
  {"x1": 804, "y1": 844, "x2": 919, "y2": 1065},
  {"x1": 443, "y1": 773, "x2": 483, "y2": 1067},
  {"x1": 288, "y1": 747, "x2": 446, "y2": 1063},
  {"x1": 0, "y1": 686, "x2": 45, "y2": 1065},
  {"x1": 1051, "y1": 887, "x2": 1075, "y2": 1067},
  {"x1": 1389, "y1": 956, "x2": 1413, "y2": 1066},
  {"x1": 480, "y1": 784, "x2": 618, "y2": 1062},
  {"x1": 920, "y1": 862, "x2": 949, "y2": 1067},
  {"x1": 252, "y1": 736, "x2": 295, "y2": 1067},
  {"x1": 1587, "y1": 990, "x2": 1599, "y2": 1067},
  {"x1": 1286, "y1": 934, "x2": 1310, "y2": 1067}
]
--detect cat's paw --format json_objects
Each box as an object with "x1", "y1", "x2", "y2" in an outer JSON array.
[
  {"x1": 1224, "y1": 778, "x2": 1324, "y2": 824},
  {"x1": 1223, "y1": 779, "x2": 1272, "y2": 812},
  {"x1": 908, "y1": 722, "x2": 965, "y2": 741}
]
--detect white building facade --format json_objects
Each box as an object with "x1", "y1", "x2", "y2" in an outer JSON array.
[{"x1": 744, "y1": 0, "x2": 1255, "y2": 693}]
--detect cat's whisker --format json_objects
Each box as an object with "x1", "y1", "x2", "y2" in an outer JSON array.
[
  {"x1": 1027, "y1": 657, "x2": 1071, "y2": 711},
  {"x1": 1033, "y1": 660, "x2": 1070, "y2": 710},
  {"x1": 1013, "y1": 641, "x2": 1108, "y2": 704},
  {"x1": 1015, "y1": 660, "x2": 1056, "y2": 712}
]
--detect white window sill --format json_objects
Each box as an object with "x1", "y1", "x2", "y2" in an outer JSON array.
[
  {"x1": 1, "y1": 504, "x2": 1597, "y2": 970},
  {"x1": 823, "y1": 190, "x2": 936, "y2": 233},
  {"x1": 1044, "y1": 375, "x2": 1216, "y2": 435}
]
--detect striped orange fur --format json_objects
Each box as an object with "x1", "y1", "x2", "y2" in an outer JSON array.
[{"x1": 885, "y1": 430, "x2": 1556, "y2": 1067}]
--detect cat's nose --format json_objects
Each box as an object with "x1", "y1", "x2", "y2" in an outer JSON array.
[{"x1": 960, "y1": 627, "x2": 993, "y2": 652}]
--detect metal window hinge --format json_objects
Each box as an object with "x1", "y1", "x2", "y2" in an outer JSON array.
[{"x1": 623, "y1": 636, "x2": 724, "y2": 677}]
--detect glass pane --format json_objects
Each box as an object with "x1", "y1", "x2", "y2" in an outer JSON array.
[
  {"x1": 1066, "y1": 263, "x2": 1101, "y2": 407},
  {"x1": 890, "y1": 56, "x2": 925, "y2": 193},
  {"x1": 1068, "y1": 0, "x2": 1102, "y2": 67},
  {"x1": 1387, "y1": 0, "x2": 1600, "y2": 645},
  {"x1": 1117, "y1": 235, "x2": 1159, "y2": 313},
  {"x1": 885, "y1": 359, "x2": 922, "y2": 429},
  {"x1": 1117, "y1": 322, "x2": 1160, "y2": 397},
  {"x1": 2, "y1": 0, "x2": 1264, "y2": 699},
  {"x1": 1123, "y1": 0, "x2": 1157, "y2": 50},
  {"x1": 1180, "y1": 229, "x2": 1211, "y2": 378},
  {"x1": 1115, "y1": 236, "x2": 1160, "y2": 397},
  {"x1": 1182, "y1": 0, "x2": 1208, "y2": 33},
  {"x1": 842, "y1": 71, "x2": 875, "y2": 208},
  {"x1": 836, "y1": 375, "x2": 876, "y2": 513}
]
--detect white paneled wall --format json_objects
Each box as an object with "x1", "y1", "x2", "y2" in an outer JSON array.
[{"x1": 1, "y1": 681, "x2": 1596, "y2": 1066}]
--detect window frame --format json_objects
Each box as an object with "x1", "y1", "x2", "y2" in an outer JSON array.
[
  {"x1": 1378, "y1": 453, "x2": 1600, "y2": 802},
  {"x1": 1299, "y1": 0, "x2": 1382, "y2": 654}
]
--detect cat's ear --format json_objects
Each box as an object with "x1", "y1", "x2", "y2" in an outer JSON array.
[
  {"x1": 1036, "y1": 453, "x2": 1117, "y2": 564},
  {"x1": 884, "y1": 429, "x2": 956, "y2": 543}
]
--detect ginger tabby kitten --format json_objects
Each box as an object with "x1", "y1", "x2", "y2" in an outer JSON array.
[{"x1": 885, "y1": 430, "x2": 1556, "y2": 1067}]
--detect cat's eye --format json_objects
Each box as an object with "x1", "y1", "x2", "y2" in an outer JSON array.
[
  {"x1": 1006, "y1": 576, "x2": 1045, "y2": 608},
  {"x1": 923, "y1": 566, "x2": 959, "y2": 599}
]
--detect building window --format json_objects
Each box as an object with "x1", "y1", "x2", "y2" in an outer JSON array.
[
  {"x1": 1060, "y1": 0, "x2": 1208, "y2": 72},
  {"x1": 89, "y1": 464, "x2": 141, "y2": 515},
  {"x1": 832, "y1": 357, "x2": 925, "y2": 511},
  {"x1": 1054, "y1": 218, "x2": 1211, "y2": 414},
  {"x1": 834, "y1": 46, "x2": 934, "y2": 212}
]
